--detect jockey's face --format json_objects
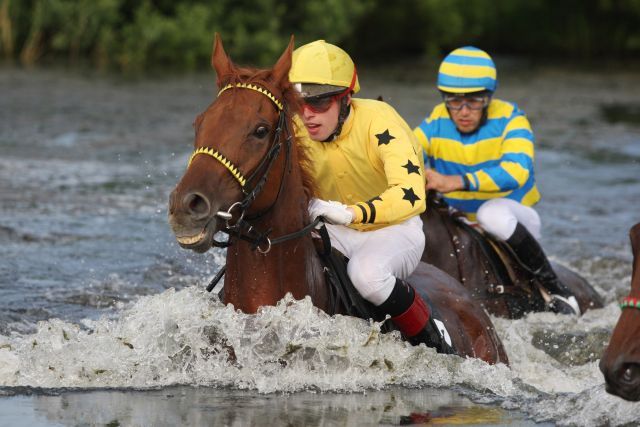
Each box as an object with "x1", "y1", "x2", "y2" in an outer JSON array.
[
  {"x1": 445, "y1": 93, "x2": 488, "y2": 134},
  {"x1": 450, "y1": 106, "x2": 483, "y2": 133},
  {"x1": 301, "y1": 96, "x2": 343, "y2": 141}
]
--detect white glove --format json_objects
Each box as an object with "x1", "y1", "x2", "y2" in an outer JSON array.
[{"x1": 308, "y1": 198, "x2": 353, "y2": 225}]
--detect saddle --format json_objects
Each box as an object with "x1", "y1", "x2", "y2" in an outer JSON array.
[
  {"x1": 312, "y1": 224, "x2": 457, "y2": 351},
  {"x1": 428, "y1": 195, "x2": 547, "y2": 316},
  {"x1": 312, "y1": 224, "x2": 390, "y2": 326}
]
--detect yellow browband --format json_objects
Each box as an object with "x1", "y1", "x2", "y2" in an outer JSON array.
[
  {"x1": 187, "y1": 83, "x2": 284, "y2": 186},
  {"x1": 217, "y1": 82, "x2": 284, "y2": 110},
  {"x1": 188, "y1": 147, "x2": 247, "y2": 187}
]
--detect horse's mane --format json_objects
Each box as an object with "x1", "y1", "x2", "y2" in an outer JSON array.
[{"x1": 219, "y1": 65, "x2": 318, "y2": 203}]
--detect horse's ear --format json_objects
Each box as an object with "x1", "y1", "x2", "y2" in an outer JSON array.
[
  {"x1": 211, "y1": 33, "x2": 235, "y2": 88},
  {"x1": 271, "y1": 35, "x2": 294, "y2": 87}
]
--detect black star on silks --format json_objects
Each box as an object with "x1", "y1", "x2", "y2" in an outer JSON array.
[
  {"x1": 402, "y1": 187, "x2": 420, "y2": 207},
  {"x1": 401, "y1": 159, "x2": 421, "y2": 175},
  {"x1": 375, "y1": 129, "x2": 395, "y2": 146}
]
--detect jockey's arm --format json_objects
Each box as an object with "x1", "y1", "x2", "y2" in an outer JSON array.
[{"x1": 348, "y1": 123, "x2": 426, "y2": 225}]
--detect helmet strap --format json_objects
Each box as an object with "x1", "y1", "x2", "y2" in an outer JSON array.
[
  {"x1": 479, "y1": 103, "x2": 490, "y2": 127},
  {"x1": 318, "y1": 69, "x2": 357, "y2": 142},
  {"x1": 479, "y1": 94, "x2": 493, "y2": 127},
  {"x1": 321, "y1": 96, "x2": 351, "y2": 142}
]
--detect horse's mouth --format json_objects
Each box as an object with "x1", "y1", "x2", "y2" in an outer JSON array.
[
  {"x1": 177, "y1": 230, "x2": 208, "y2": 246},
  {"x1": 176, "y1": 228, "x2": 213, "y2": 253},
  {"x1": 171, "y1": 217, "x2": 217, "y2": 253}
]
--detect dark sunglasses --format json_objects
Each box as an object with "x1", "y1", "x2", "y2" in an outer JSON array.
[{"x1": 303, "y1": 89, "x2": 350, "y2": 113}]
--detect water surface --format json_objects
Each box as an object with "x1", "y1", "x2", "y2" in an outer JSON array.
[{"x1": 1, "y1": 65, "x2": 639, "y2": 426}]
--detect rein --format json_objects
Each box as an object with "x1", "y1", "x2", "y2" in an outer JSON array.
[
  {"x1": 620, "y1": 296, "x2": 640, "y2": 310},
  {"x1": 206, "y1": 217, "x2": 322, "y2": 292}
]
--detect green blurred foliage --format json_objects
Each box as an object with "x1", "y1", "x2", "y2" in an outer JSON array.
[
  {"x1": 0, "y1": 0, "x2": 377, "y2": 71},
  {"x1": 349, "y1": 0, "x2": 640, "y2": 60},
  {"x1": 1, "y1": 0, "x2": 639, "y2": 73}
]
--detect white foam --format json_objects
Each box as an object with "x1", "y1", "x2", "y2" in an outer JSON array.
[{"x1": 0, "y1": 286, "x2": 635, "y2": 426}]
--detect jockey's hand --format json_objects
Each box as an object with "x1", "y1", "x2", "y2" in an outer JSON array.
[
  {"x1": 308, "y1": 198, "x2": 353, "y2": 225},
  {"x1": 425, "y1": 169, "x2": 465, "y2": 193}
]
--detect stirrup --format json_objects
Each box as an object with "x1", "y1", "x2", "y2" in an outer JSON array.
[
  {"x1": 409, "y1": 317, "x2": 456, "y2": 355},
  {"x1": 548, "y1": 294, "x2": 581, "y2": 316}
]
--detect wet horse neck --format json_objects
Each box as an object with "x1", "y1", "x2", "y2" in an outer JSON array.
[{"x1": 223, "y1": 163, "x2": 328, "y2": 313}]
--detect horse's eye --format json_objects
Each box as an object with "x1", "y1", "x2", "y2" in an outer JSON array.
[{"x1": 254, "y1": 126, "x2": 270, "y2": 139}]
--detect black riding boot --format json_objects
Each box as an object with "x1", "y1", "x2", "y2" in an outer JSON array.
[
  {"x1": 505, "y1": 223, "x2": 581, "y2": 315},
  {"x1": 377, "y1": 278, "x2": 456, "y2": 355}
]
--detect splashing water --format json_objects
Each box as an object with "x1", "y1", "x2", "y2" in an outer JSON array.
[
  {"x1": 2, "y1": 67, "x2": 640, "y2": 426},
  {"x1": 0, "y1": 285, "x2": 638, "y2": 426}
]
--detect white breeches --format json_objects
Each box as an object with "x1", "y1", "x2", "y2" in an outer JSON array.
[
  {"x1": 324, "y1": 216, "x2": 425, "y2": 306},
  {"x1": 476, "y1": 198, "x2": 541, "y2": 241}
]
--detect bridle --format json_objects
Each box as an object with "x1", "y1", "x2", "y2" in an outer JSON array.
[
  {"x1": 188, "y1": 82, "x2": 289, "y2": 222},
  {"x1": 186, "y1": 82, "x2": 319, "y2": 255},
  {"x1": 620, "y1": 296, "x2": 640, "y2": 310}
]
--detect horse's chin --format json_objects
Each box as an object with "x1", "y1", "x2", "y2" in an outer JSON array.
[{"x1": 605, "y1": 383, "x2": 640, "y2": 402}]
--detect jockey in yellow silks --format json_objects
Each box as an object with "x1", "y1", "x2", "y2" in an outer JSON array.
[
  {"x1": 290, "y1": 40, "x2": 454, "y2": 354},
  {"x1": 414, "y1": 46, "x2": 580, "y2": 315}
]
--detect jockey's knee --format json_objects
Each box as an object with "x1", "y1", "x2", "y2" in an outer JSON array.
[
  {"x1": 477, "y1": 200, "x2": 517, "y2": 241},
  {"x1": 347, "y1": 257, "x2": 394, "y2": 306}
]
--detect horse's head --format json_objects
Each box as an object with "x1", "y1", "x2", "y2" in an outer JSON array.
[
  {"x1": 168, "y1": 34, "x2": 299, "y2": 253},
  {"x1": 600, "y1": 222, "x2": 640, "y2": 401}
]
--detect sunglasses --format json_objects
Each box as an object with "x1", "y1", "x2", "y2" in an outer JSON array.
[
  {"x1": 302, "y1": 89, "x2": 350, "y2": 113},
  {"x1": 443, "y1": 95, "x2": 489, "y2": 111}
]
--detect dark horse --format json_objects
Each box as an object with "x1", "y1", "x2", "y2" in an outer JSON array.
[
  {"x1": 168, "y1": 35, "x2": 508, "y2": 365},
  {"x1": 600, "y1": 222, "x2": 640, "y2": 401},
  {"x1": 421, "y1": 193, "x2": 604, "y2": 318}
]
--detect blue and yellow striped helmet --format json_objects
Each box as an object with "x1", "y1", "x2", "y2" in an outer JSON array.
[{"x1": 437, "y1": 46, "x2": 497, "y2": 94}]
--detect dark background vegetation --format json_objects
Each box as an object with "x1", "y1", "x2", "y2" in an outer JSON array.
[{"x1": 1, "y1": 0, "x2": 640, "y2": 73}]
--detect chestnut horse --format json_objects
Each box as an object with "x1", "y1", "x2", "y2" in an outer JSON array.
[
  {"x1": 600, "y1": 222, "x2": 640, "y2": 401},
  {"x1": 168, "y1": 35, "x2": 508, "y2": 365},
  {"x1": 421, "y1": 193, "x2": 604, "y2": 318}
]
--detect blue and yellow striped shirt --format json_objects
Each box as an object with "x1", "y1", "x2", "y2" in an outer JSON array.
[{"x1": 414, "y1": 99, "x2": 540, "y2": 220}]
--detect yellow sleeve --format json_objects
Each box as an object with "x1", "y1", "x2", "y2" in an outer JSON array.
[{"x1": 349, "y1": 123, "x2": 426, "y2": 224}]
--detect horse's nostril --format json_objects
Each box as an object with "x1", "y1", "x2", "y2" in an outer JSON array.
[
  {"x1": 184, "y1": 192, "x2": 211, "y2": 220},
  {"x1": 616, "y1": 363, "x2": 640, "y2": 385}
]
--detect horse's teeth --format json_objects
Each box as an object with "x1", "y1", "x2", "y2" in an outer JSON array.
[{"x1": 177, "y1": 231, "x2": 205, "y2": 245}]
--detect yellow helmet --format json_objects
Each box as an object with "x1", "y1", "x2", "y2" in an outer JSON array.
[{"x1": 289, "y1": 40, "x2": 360, "y2": 97}]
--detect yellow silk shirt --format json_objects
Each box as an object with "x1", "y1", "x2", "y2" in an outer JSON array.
[{"x1": 297, "y1": 98, "x2": 426, "y2": 231}]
